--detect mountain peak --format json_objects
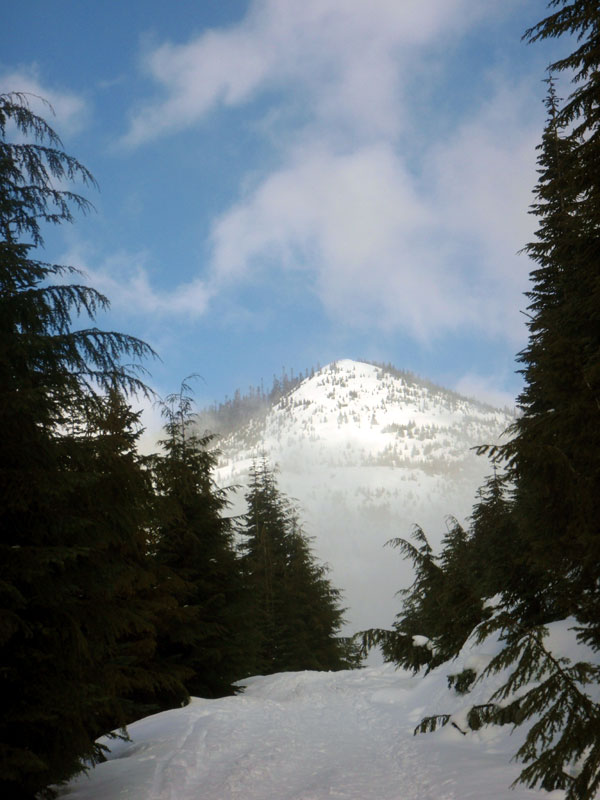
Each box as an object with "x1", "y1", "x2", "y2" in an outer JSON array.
[
  {"x1": 231, "y1": 358, "x2": 510, "y2": 473},
  {"x1": 214, "y1": 361, "x2": 513, "y2": 643}
]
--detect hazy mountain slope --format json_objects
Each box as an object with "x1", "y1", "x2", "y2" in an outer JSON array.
[{"x1": 214, "y1": 360, "x2": 513, "y2": 641}]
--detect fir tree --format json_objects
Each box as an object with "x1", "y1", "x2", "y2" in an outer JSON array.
[
  {"x1": 147, "y1": 379, "x2": 248, "y2": 708},
  {"x1": 239, "y1": 458, "x2": 353, "y2": 675},
  {"x1": 480, "y1": 74, "x2": 598, "y2": 628},
  {"x1": 277, "y1": 510, "x2": 349, "y2": 671},
  {"x1": 368, "y1": 2, "x2": 600, "y2": 792},
  {"x1": 72, "y1": 391, "x2": 188, "y2": 730},
  {"x1": 239, "y1": 458, "x2": 291, "y2": 675},
  {"x1": 515, "y1": 3, "x2": 600, "y2": 638},
  {"x1": 361, "y1": 521, "x2": 484, "y2": 673},
  {"x1": 0, "y1": 93, "x2": 156, "y2": 798},
  {"x1": 470, "y1": 24, "x2": 600, "y2": 786}
]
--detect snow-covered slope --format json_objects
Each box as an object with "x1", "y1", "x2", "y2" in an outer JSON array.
[
  {"x1": 61, "y1": 629, "x2": 569, "y2": 800},
  {"x1": 215, "y1": 360, "x2": 513, "y2": 640}
]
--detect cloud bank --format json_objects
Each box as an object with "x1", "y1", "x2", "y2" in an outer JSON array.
[
  {"x1": 123, "y1": 0, "x2": 482, "y2": 148},
  {"x1": 117, "y1": 1, "x2": 541, "y2": 347},
  {"x1": 60, "y1": 245, "x2": 213, "y2": 318}
]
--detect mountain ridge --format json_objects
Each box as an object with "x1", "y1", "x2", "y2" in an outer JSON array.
[{"x1": 211, "y1": 360, "x2": 514, "y2": 645}]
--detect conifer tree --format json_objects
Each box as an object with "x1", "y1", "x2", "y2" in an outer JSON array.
[
  {"x1": 512, "y1": 4, "x2": 600, "y2": 637},
  {"x1": 239, "y1": 458, "x2": 352, "y2": 675},
  {"x1": 368, "y1": 3, "x2": 600, "y2": 794},
  {"x1": 72, "y1": 390, "x2": 188, "y2": 730},
  {"x1": 467, "y1": 470, "x2": 515, "y2": 597},
  {"x1": 239, "y1": 459, "x2": 291, "y2": 674},
  {"x1": 470, "y1": 15, "x2": 600, "y2": 783},
  {"x1": 0, "y1": 93, "x2": 157, "y2": 798},
  {"x1": 361, "y1": 521, "x2": 484, "y2": 673},
  {"x1": 147, "y1": 379, "x2": 247, "y2": 708},
  {"x1": 479, "y1": 75, "x2": 597, "y2": 629},
  {"x1": 277, "y1": 510, "x2": 350, "y2": 671}
]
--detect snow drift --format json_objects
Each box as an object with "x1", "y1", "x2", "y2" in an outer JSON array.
[{"x1": 60, "y1": 624, "x2": 581, "y2": 800}]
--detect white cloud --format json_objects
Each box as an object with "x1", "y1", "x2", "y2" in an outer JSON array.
[
  {"x1": 116, "y1": 0, "x2": 543, "y2": 346},
  {"x1": 206, "y1": 83, "x2": 539, "y2": 344},
  {"x1": 428, "y1": 79, "x2": 540, "y2": 276},
  {"x1": 207, "y1": 143, "x2": 473, "y2": 340},
  {"x1": 133, "y1": 394, "x2": 166, "y2": 456},
  {"x1": 123, "y1": 0, "x2": 481, "y2": 146},
  {"x1": 123, "y1": 29, "x2": 272, "y2": 146},
  {"x1": 422, "y1": 78, "x2": 542, "y2": 341},
  {"x1": 0, "y1": 69, "x2": 89, "y2": 136},
  {"x1": 61, "y1": 245, "x2": 212, "y2": 317}
]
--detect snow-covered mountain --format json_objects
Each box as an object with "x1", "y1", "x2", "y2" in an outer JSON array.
[{"x1": 214, "y1": 360, "x2": 514, "y2": 642}]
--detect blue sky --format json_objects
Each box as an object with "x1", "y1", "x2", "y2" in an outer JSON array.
[{"x1": 3, "y1": 1, "x2": 569, "y2": 424}]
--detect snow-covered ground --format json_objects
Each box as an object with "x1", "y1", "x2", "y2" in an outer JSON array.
[{"x1": 60, "y1": 632, "x2": 572, "y2": 800}]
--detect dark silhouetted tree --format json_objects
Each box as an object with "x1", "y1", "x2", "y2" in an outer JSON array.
[
  {"x1": 365, "y1": 3, "x2": 600, "y2": 792},
  {"x1": 239, "y1": 458, "x2": 353, "y2": 675},
  {"x1": 147, "y1": 379, "x2": 248, "y2": 708},
  {"x1": 0, "y1": 92, "x2": 157, "y2": 798}
]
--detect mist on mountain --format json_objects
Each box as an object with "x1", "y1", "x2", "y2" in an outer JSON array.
[{"x1": 199, "y1": 359, "x2": 514, "y2": 649}]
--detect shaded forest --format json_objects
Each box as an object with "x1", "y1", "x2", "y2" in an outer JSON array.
[{"x1": 0, "y1": 95, "x2": 355, "y2": 800}]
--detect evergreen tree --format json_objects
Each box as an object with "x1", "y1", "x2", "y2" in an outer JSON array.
[
  {"x1": 481, "y1": 73, "x2": 599, "y2": 628},
  {"x1": 72, "y1": 391, "x2": 188, "y2": 730},
  {"x1": 361, "y1": 521, "x2": 484, "y2": 674},
  {"x1": 239, "y1": 459, "x2": 291, "y2": 675},
  {"x1": 148, "y1": 379, "x2": 248, "y2": 708},
  {"x1": 277, "y1": 510, "x2": 350, "y2": 671},
  {"x1": 467, "y1": 470, "x2": 515, "y2": 598},
  {"x1": 239, "y1": 458, "x2": 353, "y2": 675},
  {"x1": 470, "y1": 20, "x2": 600, "y2": 785},
  {"x1": 0, "y1": 93, "x2": 156, "y2": 798},
  {"x1": 366, "y1": 3, "x2": 600, "y2": 793}
]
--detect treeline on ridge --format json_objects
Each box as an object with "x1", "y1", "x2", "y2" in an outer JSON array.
[{"x1": 196, "y1": 367, "x2": 313, "y2": 437}]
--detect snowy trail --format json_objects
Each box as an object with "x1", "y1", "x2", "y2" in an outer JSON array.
[
  {"x1": 179, "y1": 670, "x2": 438, "y2": 800},
  {"x1": 61, "y1": 665, "x2": 558, "y2": 800}
]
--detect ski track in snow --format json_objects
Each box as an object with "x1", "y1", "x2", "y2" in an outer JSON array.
[{"x1": 61, "y1": 666, "x2": 557, "y2": 800}]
